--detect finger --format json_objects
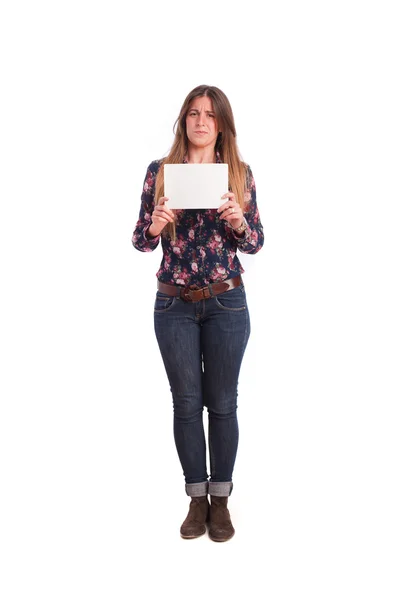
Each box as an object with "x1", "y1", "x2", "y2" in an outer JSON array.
[
  {"x1": 157, "y1": 197, "x2": 175, "y2": 218},
  {"x1": 158, "y1": 205, "x2": 175, "y2": 220},
  {"x1": 155, "y1": 213, "x2": 174, "y2": 223},
  {"x1": 153, "y1": 204, "x2": 174, "y2": 222},
  {"x1": 218, "y1": 202, "x2": 239, "y2": 216},
  {"x1": 225, "y1": 206, "x2": 242, "y2": 219},
  {"x1": 153, "y1": 216, "x2": 172, "y2": 226},
  {"x1": 221, "y1": 192, "x2": 234, "y2": 200},
  {"x1": 217, "y1": 200, "x2": 236, "y2": 213}
]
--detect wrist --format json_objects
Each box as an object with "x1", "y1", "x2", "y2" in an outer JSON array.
[
  {"x1": 147, "y1": 223, "x2": 161, "y2": 239},
  {"x1": 232, "y1": 218, "x2": 247, "y2": 234}
]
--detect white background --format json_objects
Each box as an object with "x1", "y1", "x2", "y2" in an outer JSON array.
[{"x1": 1, "y1": 1, "x2": 416, "y2": 598}]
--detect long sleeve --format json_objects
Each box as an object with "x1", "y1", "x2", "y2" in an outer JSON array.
[
  {"x1": 131, "y1": 161, "x2": 162, "y2": 252},
  {"x1": 226, "y1": 164, "x2": 264, "y2": 254}
]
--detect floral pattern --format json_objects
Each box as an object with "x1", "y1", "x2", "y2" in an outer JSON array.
[{"x1": 132, "y1": 153, "x2": 264, "y2": 286}]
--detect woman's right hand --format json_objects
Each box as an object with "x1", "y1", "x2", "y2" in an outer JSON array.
[{"x1": 148, "y1": 197, "x2": 175, "y2": 237}]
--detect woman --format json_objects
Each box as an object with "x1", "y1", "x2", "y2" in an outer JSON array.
[{"x1": 132, "y1": 85, "x2": 264, "y2": 542}]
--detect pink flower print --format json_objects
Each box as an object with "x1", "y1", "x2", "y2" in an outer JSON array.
[
  {"x1": 208, "y1": 234, "x2": 223, "y2": 252},
  {"x1": 144, "y1": 173, "x2": 154, "y2": 193},
  {"x1": 191, "y1": 262, "x2": 198, "y2": 273},
  {"x1": 210, "y1": 266, "x2": 224, "y2": 281},
  {"x1": 217, "y1": 266, "x2": 226, "y2": 275},
  {"x1": 188, "y1": 229, "x2": 195, "y2": 240},
  {"x1": 173, "y1": 271, "x2": 184, "y2": 285},
  {"x1": 250, "y1": 230, "x2": 258, "y2": 245},
  {"x1": 172, "y1": 237, "x2": 186, "y2": 253}
]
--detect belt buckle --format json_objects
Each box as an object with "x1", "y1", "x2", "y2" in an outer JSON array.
[
  {"x1": 183, "y1": 287, "x2": 193, "y2": 302},
  {"x1": 183, "y1": 284, "x2": 211, "y2": 302},
  {"x1": 202, "y1": 286, "x2": 211, "y2": 299},
  {"x1": 191, "y1": 284, "x2": 211, "y2": 301}
]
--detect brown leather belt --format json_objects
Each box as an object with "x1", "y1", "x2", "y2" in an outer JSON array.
[{"x1": 157, "y1": 275, "x2": 242, "y2": 303}]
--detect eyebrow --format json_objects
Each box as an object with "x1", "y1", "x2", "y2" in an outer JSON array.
[{"x1": 188, "y1": 108, "x2": 216, "y2": 114}]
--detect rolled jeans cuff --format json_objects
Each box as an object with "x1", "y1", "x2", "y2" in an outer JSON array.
[
  {"x1": 185, "y1": 482, "x2": 208, "y2": 497},
  {"x1": 208, "y1": 481, "x2": 233, "y2": 497}
]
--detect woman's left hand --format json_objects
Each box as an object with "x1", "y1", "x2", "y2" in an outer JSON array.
[{"x1": 218, "y1": 192, "x2": 244, "y2": 230}]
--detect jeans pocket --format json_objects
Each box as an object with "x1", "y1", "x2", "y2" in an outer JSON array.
[
  {"x1": 214, "y1": 285, "x2": 247, "y2": 311},
  {"x1": 154, "y1": 292, "x2": 176, "y2": 312}
]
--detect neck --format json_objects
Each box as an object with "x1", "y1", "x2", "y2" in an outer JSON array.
[{"x1": 186, "y1": 144, "x2": 216, "y2": 164}]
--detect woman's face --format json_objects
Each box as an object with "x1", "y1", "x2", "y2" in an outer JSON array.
[{"x1": 185, "y1": 96, "x2": 219, "y2": 151}]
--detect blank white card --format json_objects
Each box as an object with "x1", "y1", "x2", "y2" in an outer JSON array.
[{"x1": 164, "y1": 163, "x2": 228, "y2": 209}]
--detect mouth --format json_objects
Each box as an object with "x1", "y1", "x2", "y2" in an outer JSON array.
[{"x1": 195, "y1": 131, "x2": 208, "y2": 134}]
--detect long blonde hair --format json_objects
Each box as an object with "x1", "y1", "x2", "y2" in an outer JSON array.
[{"x1": 154, "y1": 85, "x2": 249, "y2": 240}]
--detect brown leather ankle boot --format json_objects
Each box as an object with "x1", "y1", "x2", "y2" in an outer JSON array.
[
  {"x1": 208, "y1": 496, "x2": 235, "y2": 542},
  {"x1": 180, "y1": 496, "x2": 209, "y2": 539}
]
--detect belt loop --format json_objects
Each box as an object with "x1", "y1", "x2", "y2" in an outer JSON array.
[{"x1": 208, "y1": 283, "x2": 213, "y2": 298}]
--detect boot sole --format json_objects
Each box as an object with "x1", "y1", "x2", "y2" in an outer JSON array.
[
  {"x1": 180, "y1": 528, "x2": 206, "y2": 539},
  {"x1": 208, "y1": 530, "x2": 235, "y2": 542}
]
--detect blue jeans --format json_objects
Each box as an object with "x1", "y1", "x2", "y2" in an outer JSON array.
[{"x1": 154, "y1": 283, "x2": 251, "y2": 497}]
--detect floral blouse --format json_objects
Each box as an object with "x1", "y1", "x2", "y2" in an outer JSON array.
[{"x1": 131, "y1": 153, "x2": 264, "y2": 286}]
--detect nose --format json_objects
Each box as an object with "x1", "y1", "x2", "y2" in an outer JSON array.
[{"x1": 197, "y1": 113, "x2": 207, "y2": 127}]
